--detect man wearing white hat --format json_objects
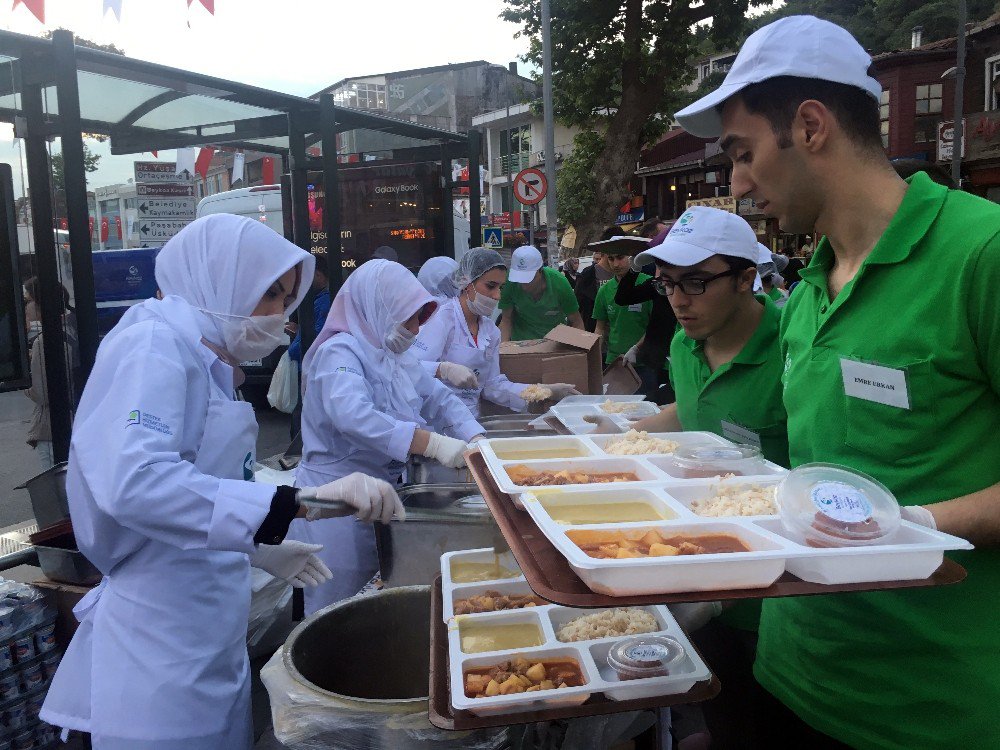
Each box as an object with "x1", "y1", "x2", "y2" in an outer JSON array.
[
  {"x1": 498, "y1": 245, "x2": 584, "y2": 341},
  {"x1": 677, "y1": 14, "x2": 1000, "y2": 750}
]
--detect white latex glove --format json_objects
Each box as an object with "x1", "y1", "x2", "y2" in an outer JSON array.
[
  {"x1": 624, "y1": 344, "x2": 639, "y2": 365},
  {"x1": 582, "y1": 414, "x2": 625, "y2": 434},
  {"x1": 424, "y1": 432, "x2": 470, "y2": 469},
  {"x1": 901, "y1": 505, "x2": 936, "y2": 529},
  {"x1": 438, "y1": 362, "x2": 479, "y2": 389},
  {"x1": 300, "y1": 473, "x2": 405, "y2": 524},
  {"x1": 668, "y1": 601, "x2": 722, "y2": 633},
  {"x1": 546, "y1": 383, "x2": 581, "y2": 400},
  {"x1": 249, "y1": 541, "x2": 333, "y2": 589}
]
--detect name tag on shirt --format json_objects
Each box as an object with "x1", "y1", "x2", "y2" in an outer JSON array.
[
  {"x1": 720, "y1": 420, "x2": 762, "y2": 448},
  {"x1": 627, "y1": 304, "x2": 643, "y2": 313},
  {"x1": 840, "y1": 358, "x2": 910, "y2": 409}
]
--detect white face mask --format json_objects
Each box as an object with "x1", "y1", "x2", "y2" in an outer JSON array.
[
  {"x1": 202, "y1": 310, "x2": 287, "y2": 361},
  {"x1": 466, "y1": 288, "x2": 498, "y2": 317},
  {"x1": 384, "y1": 322, "x2": 416, "y2": 354}
]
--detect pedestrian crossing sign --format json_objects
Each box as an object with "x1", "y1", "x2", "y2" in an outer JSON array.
[{"x1": 482, "y1": 226, "x2": 503, "y2": 248}]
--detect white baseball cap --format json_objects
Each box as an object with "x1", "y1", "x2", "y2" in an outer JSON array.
[
  {"x1": 756, "y1": 243, "x2": 773, "y2": 265},
  {"x1": 634, "y1": 206, "x2": 758, "y2": 268},
  {"x1": 674, "y1": 15, "x2": 881, "y2": 138},
  {"x1": 509, "y1": 245, "x2": 544, "y2": 283}
]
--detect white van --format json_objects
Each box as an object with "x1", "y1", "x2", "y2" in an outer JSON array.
[{"x1": 196, "y1": 185, "x2": 284, "y2": 234}]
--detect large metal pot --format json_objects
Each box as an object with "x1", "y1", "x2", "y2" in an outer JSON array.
[
  {"x1": 375, "y1": 484, "x2": 505, "y2": 587},
  {"x1": 21, "y1": 463, "x2": 69, "y2": 530}
]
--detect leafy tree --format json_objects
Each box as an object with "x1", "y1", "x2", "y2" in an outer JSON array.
[
  {"x1": 50, "y1": 143, "x2": 101, "y2": 219},
  {"x1": 502, "y1": 0, "x2": 766, "y2": 252},
  {"x1": 43, "y1": 29, "x2": 124, "y2": 56}
]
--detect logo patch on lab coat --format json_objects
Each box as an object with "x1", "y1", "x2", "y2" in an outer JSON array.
[
  {"x1": 334, "y1": 366, "x2": 364, "y2": 377},
  {"x1": 243, "y1": 452, "x2": 254, "y2": 481},
  {"x1": 126, "y1": 409, "x2": 173, "y2": 435}
]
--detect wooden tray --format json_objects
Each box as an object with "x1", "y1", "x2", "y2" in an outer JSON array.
[
  {"x1": 465, "y1": 451, "x2": 967, "y2": 607},
  {"x1": 428, "y1": 576, "x2": 721, "y2": 731}
]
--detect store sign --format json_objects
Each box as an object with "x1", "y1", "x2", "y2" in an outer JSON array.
[
  {"x1": 937, "y1": 119, "x2": 966, "y2": 161},
  {"x1": 964, "y1": 111, "x2": 1000, "y2": 162},
  {"x1": 686, "y1": 196, "x2": 737, "y2": 213}
]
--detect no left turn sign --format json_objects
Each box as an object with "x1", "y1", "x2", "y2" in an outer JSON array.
[{"x1": 512, "y1": 167, "x2": 547, "y2": 205}]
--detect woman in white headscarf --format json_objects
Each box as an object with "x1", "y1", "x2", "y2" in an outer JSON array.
[
  {"x1": 40, "y1": 215, "x2": 402, "y2": 750},
  {"x1": 412, "y1": 247, "x2": 579, "y2": 417},
  {"x1": 290, "y1": 259, "x2": 485, "y2": 613},
  {"x1": 417, "y1": 255, "x2": 460, "y2": 302}
]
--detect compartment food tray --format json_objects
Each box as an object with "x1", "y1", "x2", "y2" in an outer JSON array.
[{"x1": 550, "y1": 402, "x2": 662, "y2": 435}]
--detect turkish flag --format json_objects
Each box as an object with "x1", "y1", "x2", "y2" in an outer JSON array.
[
  {"x1": 114, "y1": 215, "x2": 122, "y2": 239},
  {"x1": 13, "y1": 0, "x2": 45, "y2": 24},
  {"x1": 58, "y1": 218, "x2": 67, "y2": 230},
  {"x1": 100, "y1": 217, "x2": 109, "y2": 242},
  {"x1": 187, "y1": 0, "x2": 214, "y2": 13},
  {"x1": 261, "y1": 156, "x2": 275, "y2": 185},
  {"x1": 89, "y1": 216, "x2": 94, "y2": 237},
  {"x1": 195, "y1": 147, "x2": 215, "y2": 182}
]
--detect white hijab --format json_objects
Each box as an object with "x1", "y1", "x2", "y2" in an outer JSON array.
[
  {"x1": 108, "y1": 214, "x2": 314, "y2": 355},
  {"x1": 304, "y1": 259, "x2": 436, "y2": 417}
]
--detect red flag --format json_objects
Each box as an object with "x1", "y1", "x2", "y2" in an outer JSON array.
[
  {"x1": 151, "y1": 151, "x2": 158, "y2": 158},
  {"x1": 187, "y1": 0, "x2": 214, "y2": 14},
  {"x1": 194, "y1": 147, "x2": 215, "y2": 181},
  {"x1": 89, "y1": 216, "x2": 94, "y2": 237},
  {"x1": 100, "y1": 217, "x2": 109, "y2": 242},
  {"x1": 12, "y1": 0, "x2": 45, "y2": 24},
  {"x1": 114, "y1": 216, "x2": 122, "y2": 239},
  {"x1": 261, "y1": 156, "x2": 275, "y2": 185}
]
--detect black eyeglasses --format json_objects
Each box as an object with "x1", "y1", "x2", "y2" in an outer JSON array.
[{"x1": 653, "y1": 269, "x2": 740, "y2": 296}]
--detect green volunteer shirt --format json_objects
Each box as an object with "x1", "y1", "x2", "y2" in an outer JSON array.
[
  {"x1": 668, "y1": 294, "x2": 788, "y2": 632},
  {"x1": 755, "y1": 172, "x2": 1000, "y2": 750},
  {"x1": 499, "y1": 266, "x2": 580, "y2": 341},
  {"x1": 766, "y1": 286, "x2": 783, "y2": 303},
  {"x1": 592, "y1": 274, "x2": 653, "y2": 364}
]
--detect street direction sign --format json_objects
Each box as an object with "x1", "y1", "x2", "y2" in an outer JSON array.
[
  {"x1": 134, "y1": 161, "x2": 193, "y2": 184},
  {"x1": 136, "y1": 183, "x2": 196, "y2": 198},
  {"x1": 482, "y1": 226, "x2": 503, "y2": 248},
  {"x1": 512, "y1": 167, "x2": 547, "y2": 205},
  {"x1": 137, "y1": 198, "x2": 196, "y2": 221},
  {"x1": 137, "y1": 220, "x2": 189, "y2": 241}
]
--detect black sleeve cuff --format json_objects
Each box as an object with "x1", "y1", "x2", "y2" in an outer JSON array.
[{"x1": 254, "y1": 485, "x2": 300, "y2": 545}]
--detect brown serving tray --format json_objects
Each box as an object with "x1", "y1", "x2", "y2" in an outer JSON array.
[
  {"x1": 428, "y1": 576, "x2": 721, "y2": 731},
  {"x1": 465, "y1": 450, "x2": 967, "y2": 607}
]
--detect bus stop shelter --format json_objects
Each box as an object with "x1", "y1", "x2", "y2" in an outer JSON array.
[{"x1": 0, "y1": 28, "x2": 481, "y2": 461}]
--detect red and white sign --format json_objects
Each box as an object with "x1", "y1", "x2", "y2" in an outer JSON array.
[{"x1": 512, "y1": 167, "x2": 547, "y2": 205}]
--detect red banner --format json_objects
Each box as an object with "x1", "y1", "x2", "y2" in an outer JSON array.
[
  {"x1": 100, "y1": 217, "x2": 109, "y2": 242},
  {"x1": 187, "y1": 0, "x2": 214, "y2": 14},
  {"x1": 114, "y1": 215, "x2": 122, "y2": 239},
  {"x1": 89, "y1": 216, "x2": 94, "y2": 237},
  {"x1": 58, "y1": 218, "x2": 68, "y2": 231},
  {"x1": 13, "y1": 0, "x2": 45, "y2": 24},
  {"x1": 195, "y1": 147, "x2": 215, "y2": 182},
  {"x1": 261, "y1": 156, "x2": 275, "y2": 185}
]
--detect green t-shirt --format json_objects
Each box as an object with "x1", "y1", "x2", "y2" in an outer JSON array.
[
  {"x1": 667, "y1": 294, "x2": 788, "y2": 633},
  {"x1": 755, "y1": 173, "x2": 1000, "y2": 749},
  {"x1": 592, "y1": 274, "x2": 653, "y2": 364},
  {"x1": 499, "y1": 266, "x2": 580, "y2": 341}
]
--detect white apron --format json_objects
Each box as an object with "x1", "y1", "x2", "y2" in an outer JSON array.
[
  {"x1": 441, "y1": 337, "x2": 490, "y2": 417},
  {"x1": 41, "y1": 395, "x2": 258, "y2": 750}
]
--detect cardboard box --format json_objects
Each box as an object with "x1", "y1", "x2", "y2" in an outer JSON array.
[
  {"x1": 500, "y1": 325, "x2": 603, "y2": 395},
  {"x1": 603, "y1": 359, "x2": 643, "y2": 395}
]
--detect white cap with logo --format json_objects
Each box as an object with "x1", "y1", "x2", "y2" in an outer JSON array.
[
  {"x1": 508, "y1": 245, "x2": 544, "y2": 283},
  {"x1": 674, "y1": 15, "x2": 881, "y2": 138},
  {"x1": 633, "y1": 206, "x2": 758, "y2": 268}
]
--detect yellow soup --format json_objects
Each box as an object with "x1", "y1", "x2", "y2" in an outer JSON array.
[
  {"x1": 542, "y1": 501, "x2": 668, "y2": 525},
  {"x1": 450, "y1": 559, "x2": 520, "y2": 583},
  {"x1": 493, "y1": 446, "x2": 589, "y2": 461},
  {"x1": 460, "y1": 622, "x2": 544, "y2": 653}
]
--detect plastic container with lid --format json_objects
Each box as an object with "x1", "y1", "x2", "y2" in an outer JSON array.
[
  {"x1": 668, "y1": 444, "x2": 764, "y2": 479},
  {"x1": 607, "y1": 635, "x2": 685, "y2": 681},
  {"x1": 777, "y1": 463, "x2": 901, "y2": 548}
]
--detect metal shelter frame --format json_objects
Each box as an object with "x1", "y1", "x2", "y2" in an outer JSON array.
[{"x1": 0, "y1": 28, "x2": 482, "y2": 462}]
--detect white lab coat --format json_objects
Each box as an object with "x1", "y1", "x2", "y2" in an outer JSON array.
[
  {"x1": 412, "y1": 297, "x2": 529, "y2": 417},
  {"x1": 40, "y1": 307, "x2": 275, "y2": 748},
  {"x1": 290, "y1": 332, "x2": 484, "y2": 612}
]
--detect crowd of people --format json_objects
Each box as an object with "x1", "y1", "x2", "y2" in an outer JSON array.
[{"x1": 19, "y1": 12, "x2": 996, "y2": 750}]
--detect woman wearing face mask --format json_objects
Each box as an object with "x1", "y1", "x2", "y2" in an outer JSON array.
[
  {"x1": 289, "y1": 259, "x2": 484, "y2": 613},
  {"x1": 412, "y1": 247, "x2": 578, "y2": 417},
  {"x1": 40, "y1": 215, "x2": 402, "y2": 750}
]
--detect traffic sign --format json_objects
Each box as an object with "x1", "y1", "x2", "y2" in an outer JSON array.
[
  {"x1": 137, "y1": 198, "x2": 196, "y2": 221},
  {"x1": 137, "y1": 220, "x2": 189, "y2": 241},
  {"x1": 482, "y1": 226, "x2": 503, "y2": 248},
  {"x1": 512, "y1": 167, "x2": 547, "y2": 205},
  {"x1": 136, "y1": 183, "x2": 196, "y2": 198},
  {"x1": 134, "y1": 161, "x2": 193, "y2": 184}
]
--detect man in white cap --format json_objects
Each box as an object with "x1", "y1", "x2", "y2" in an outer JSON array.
[
  {"x1": 499, "y1": 245, "x2": 584, "y2": 341},
  {"x1": 676, "y1": 14, "x2": 1000, "y2": 750}
]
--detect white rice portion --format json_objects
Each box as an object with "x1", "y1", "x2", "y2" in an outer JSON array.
[
  {"x1": 603, "y1": 430, "x2": 680, "y2": 455},
  {"x1": 599, "y1": 400, "x2": 644, "y2": 413},
  {"x1": 556, "y1": 607, "x2": 660, "y2": 642},
  {"x1": 689, "y1": 483, "x2": 778, "y2": 517}
]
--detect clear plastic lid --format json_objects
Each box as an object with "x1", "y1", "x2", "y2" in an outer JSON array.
[
  {"x1": 671, "y1": 444, "x2": 763, "y2": 476},
  {"x1": 777, "y1": 463, "x2": 901, "y2": 548},
  {"x1": 607, "y1": 635, "x2": 685, "y2": 681}
]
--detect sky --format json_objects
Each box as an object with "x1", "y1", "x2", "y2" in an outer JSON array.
[{"x1": 0, "y1": 0, "x2": 531, "y2": 196}]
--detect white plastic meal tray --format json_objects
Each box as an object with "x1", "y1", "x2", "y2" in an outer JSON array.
[
  {"x1": 550, "y1": 402, "x2": 663, "y2": 435},
  {"x1": 515, "y1": 479, "x2": 973, "y2": 594},
  {"x1": 441, "y1": 548, "x2": 712, "y2": 715},
  {"x1": 556, "y1": 395, "x2": 647, "y2": 406}
]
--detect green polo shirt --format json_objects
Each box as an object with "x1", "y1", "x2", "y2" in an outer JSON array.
[
  {"x1": 668, "y1": 293, "x2": 788, "y2": 633},
  {"x1": 499, "y1": 266, "x2": 580, "y2": 341},
  {"x1": 755, "y1": 173, "x2": 1000, "y2": 749},
  {"x1": 592, "y1": 274, "x2": 653, "y2": 364}
]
